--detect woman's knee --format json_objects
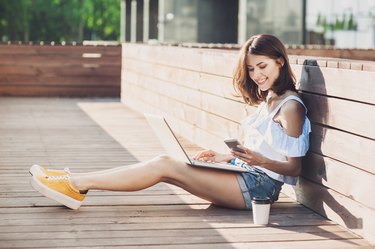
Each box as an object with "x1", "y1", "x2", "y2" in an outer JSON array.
[
  {"x1": 150, "y1": 154, "x2": 174, "y2": 164},
  {"x1": 149, "y1": 154, "x2": 186, "y2": 181},
  {"x1": 149, "y1": 154, "x2": 178, "y2": 171}
]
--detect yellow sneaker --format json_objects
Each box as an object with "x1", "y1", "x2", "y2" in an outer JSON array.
[
  {"x1": 29, "y1": 164, "x2": 70, "y2": 177},
  {"x1": 30, "y1": 175, "x2": 87, "y2": 210}
]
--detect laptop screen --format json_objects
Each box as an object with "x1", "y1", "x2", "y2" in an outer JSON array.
[{"x1": 144, "y1": 114, "x2": 193, "y2": 164}]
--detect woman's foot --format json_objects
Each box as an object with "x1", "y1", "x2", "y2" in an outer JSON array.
[{"x1": 30, "y1": 175, "x2": 87, "y2": 210}]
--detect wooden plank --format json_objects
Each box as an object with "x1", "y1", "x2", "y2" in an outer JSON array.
[
  {"x1": 0, "y1": 45, "x2": 121, "y2": 55},
  {"x1": 294, "y1": 64, "x2": 375, "y2": 105},
  {"x1": 0, "y1": 199, "x2": 302, "y2": 215},
  {"x1": 301, "y1": 152, "x2": 375, "y2": 209},
  {"x1": 0, "y1": 221, "x2": 337, "y2": 233},
  {"x1": 0, "y1": 64, "x2": 120, "y2": 77},
  {"x1": 0, "y1": 85, "x2": 120, "y2": 97},
  {"x1": 309, "y1": 125, "x2": 375, "y2": 174},
  {"x1": 301, "y1": 92, "x2": 375, "y2": 139},
  {"x1": 282, "y1": 178, "x2": 375, "y2": 243},
  {"x1": 0, "y1": 194, "x2": 209, "y2": 208},
  {"x1": 0, "y1": 75, "x2": 120, "y2": 86},
  {"x1": 0, "y1": 208, "x2": 327, "y2": 226},
  {"x1": 0, "y1": 235, "x2": 367, "y2": 249},
  {"x1": 0, "y1": 55, "x2": 121, "y2": 66},
  {"x1": 288, "y1": 47, "x2": 375, "y2": 61},
  {"x1": 0, "y1": 229, "x2": 360, "y2": 244},
  {"x1": 18, "y1": 242, "x2": 375, "y2": 249}
]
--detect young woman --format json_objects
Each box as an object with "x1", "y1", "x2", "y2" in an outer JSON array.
[{"x1": 29, "y1": 34, "x2": 311, "y2": 210}]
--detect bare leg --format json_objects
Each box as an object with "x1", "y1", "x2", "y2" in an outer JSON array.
[
  {"x1": 74, "y1": 164, "x2": 142, "y2": 176},
  {"x1": 71, "y1": 155, "x2": 246, "y2": 209}
]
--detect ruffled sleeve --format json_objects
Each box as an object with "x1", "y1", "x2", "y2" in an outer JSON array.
[{"x1": 263, "y1": 117, "x2": 311, "y2": 157}]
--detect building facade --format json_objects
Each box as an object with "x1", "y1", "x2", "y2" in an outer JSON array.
[{"x1": 121, "y1": 0, "x2": 375, "y2": 48}]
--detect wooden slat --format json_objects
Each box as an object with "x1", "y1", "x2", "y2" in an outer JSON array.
[
  {"x1": 0, "y1": 64, "x2": 120, "y2": 77},
  {"x1": 287, "y1": 47, "x2": 375, "y2": 61},
  {"x1": 0, "y1": 75, "x2": 120, "y2": 86},
  {"x1": 309, "y1": 125, "x2": 374, "y2": 174},
  {"x1": 294, "y1": 64, "x2": 375, "y2": 105},
  {"x1": 301, "y1": 152, "x2": 375, "y2": 209},
  {"x1": 0, "y1": 55, "x2": 121, "y2": 66},
  {"x1": 282, "y1": 178, "x2": 375, "y2": 242},
  {"x1": 301, "y1": 92, "x2": 375, "y2": 139},
  {"x1": 0, "y1": 44, "x2": 121, "y2": 55},
  {"x1": 0, "y1": 85, "x2": 119, "y2": 97}
]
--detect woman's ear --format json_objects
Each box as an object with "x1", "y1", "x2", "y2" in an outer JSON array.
[{"x1": 277, "y1": 57, "x2": 285, "y2": 67}]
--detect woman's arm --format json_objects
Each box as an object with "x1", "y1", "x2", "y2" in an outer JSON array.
[
  {"x1": 232, "y1": 148, "x2": 301, "y2": 177},
  {"x1": 231, "y1": 99, "x2": 306, "y2": 177}
]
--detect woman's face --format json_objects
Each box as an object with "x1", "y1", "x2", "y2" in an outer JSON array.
[{"x1": 246, "y1": 54, "x2": 282, "y2": 92}]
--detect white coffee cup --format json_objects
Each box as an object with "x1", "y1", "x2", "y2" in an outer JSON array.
[{"x1": 252, "y1": 197, "x2": 271, "y2": 225}]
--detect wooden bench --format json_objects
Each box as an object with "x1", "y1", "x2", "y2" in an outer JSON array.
[{"x1": 121, "y1": 43, "x2": 375, "y2": 244}]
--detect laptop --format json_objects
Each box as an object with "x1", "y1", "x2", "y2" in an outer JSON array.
[{"x1": 144, "y1": 113, "x2": 249, "y2": 173}]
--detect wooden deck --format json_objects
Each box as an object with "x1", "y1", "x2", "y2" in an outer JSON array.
[{"x1": 0, "y1": 97, "x2": 373, "y2": 249}]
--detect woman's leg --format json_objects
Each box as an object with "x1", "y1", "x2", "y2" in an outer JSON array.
[{"x1": 71, "y1": 155, "x2": 246, "y2": 209}]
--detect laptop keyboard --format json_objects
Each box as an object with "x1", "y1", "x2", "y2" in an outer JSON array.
[{"x1": 191, "y1": 159, "x2": 249, "y2": 170}]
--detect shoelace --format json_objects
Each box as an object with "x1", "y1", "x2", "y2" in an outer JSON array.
[
  {"x1": 47, "y1": 175, "x2": 70, "y2": 181},
  {"x1": 63, "y1": 168, "x2": 71, "y2": 174}
]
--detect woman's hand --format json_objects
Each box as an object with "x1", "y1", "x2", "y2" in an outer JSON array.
[
  {"x1": 230, "y1": 145, "x2": 266, "y2": 166},
  {"x1": 193, "y1": 150, "x2": 232, "y2": 163},
  {"x1": 231, "y1": 145, "x2": 302, "y2": 177}
]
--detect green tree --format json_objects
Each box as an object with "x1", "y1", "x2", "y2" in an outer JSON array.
[
  {"x1": 81, "y1": 0, "x2": 120, "y2": 41},
  {"x1": 0, "y1": 0, "x2": 120, "y2": 42},
  {"x1": 0, "y1": 0, "x2": 30, "y2": 41}
]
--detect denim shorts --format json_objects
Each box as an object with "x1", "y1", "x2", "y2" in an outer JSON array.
[{"x1": 236, "y1": 167, "x2": 284, "y2": 209}]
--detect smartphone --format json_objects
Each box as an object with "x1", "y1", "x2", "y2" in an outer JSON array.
[{"x1": 224, "y1": 138, "x2": 245, "y2": 153}]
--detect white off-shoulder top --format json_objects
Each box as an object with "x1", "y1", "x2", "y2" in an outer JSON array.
[{"x1": 240, "y1": 95, "x2": 311, "y2": 185}]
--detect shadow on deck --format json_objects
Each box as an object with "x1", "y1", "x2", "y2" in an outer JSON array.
[{"x1": 0, "y1": 97, "x2": 373, "y2": 249}]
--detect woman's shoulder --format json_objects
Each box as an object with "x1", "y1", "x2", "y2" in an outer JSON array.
[
  {"x1": 279, "y1": 91, "x2": 305, "y2": 112},
  {"x1": 280, "y1": 90, "x2": 301, "y2": 100},
  {"x1": 277, "y1": 92, "x2": 306, "y2": 138},
  {"x1": 280, "y1": 101, "x2": 305, "y2": 125}
]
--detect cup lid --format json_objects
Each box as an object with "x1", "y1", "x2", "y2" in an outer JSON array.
[{"x1": 252, "y1": 196, "x2": 271, "y2": 204}]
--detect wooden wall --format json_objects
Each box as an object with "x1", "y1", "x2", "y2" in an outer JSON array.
[
  {"x1": 0, "y1": 44, "x2": 121, "y2": 97},
  {"x1": 121, "y1": 43, "x2": 375, "y2": 244},
  {"x1": 176, "y1": 43, "x2": 375, "y2": 61}
]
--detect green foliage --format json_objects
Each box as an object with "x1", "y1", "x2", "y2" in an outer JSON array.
[{"x1": 0, "y1": 0, "x2": 120, "y2": 42}]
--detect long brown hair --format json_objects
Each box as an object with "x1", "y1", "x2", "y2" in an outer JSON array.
[{"x1": 233, "y1": 34, "x2": 296, "y2": 105}]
